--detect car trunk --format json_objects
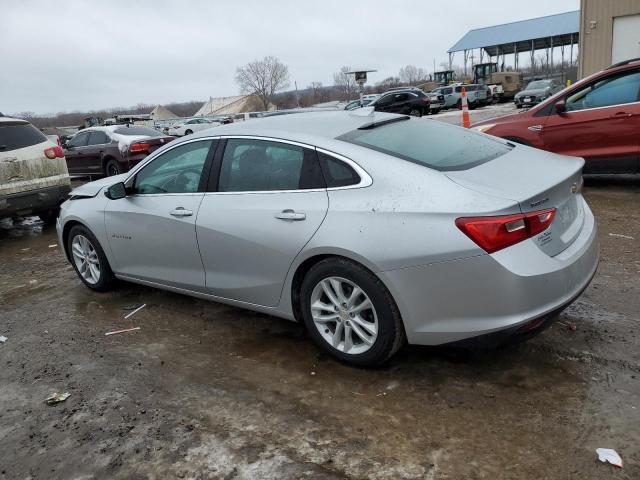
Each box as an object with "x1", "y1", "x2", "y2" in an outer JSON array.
[
  {"x1": 446, "y1": 145, "x2": 585, "y2": 257},
  {"x1": 1, "y1": 141, "x2": 69, "y2": 196},
  {"x1": 144, "y1": 136, "x2": 175, "y2": 154}
]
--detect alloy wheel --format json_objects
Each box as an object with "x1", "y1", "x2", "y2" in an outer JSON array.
[
  {"x1": 71, "y1": 235, "x2": 101, "y2": 284},
  {"x1": 310, "y1": 276, "x2": 378, "y2": 355}
]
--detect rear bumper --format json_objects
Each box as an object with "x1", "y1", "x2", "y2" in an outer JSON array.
[
  {"x1": 379, "y1": 198, "x2": 598, "y2": 346},
  {"x1": 0, "y1": 184, "x2": 71, "y2": 218}
]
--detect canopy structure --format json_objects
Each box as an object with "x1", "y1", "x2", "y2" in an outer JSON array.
[{"x1": 447, "y1": 10, "x2": 580, "y2": 77}]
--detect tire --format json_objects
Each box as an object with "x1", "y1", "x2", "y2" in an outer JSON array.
[
  {"x1": 104, "y1": 159, "x2": 121, "y2": 177},
  {"x1": 67, "y1": 224, "x2": 116, "y2": 292},
  {"x1": 409, "y1": 108, "x2": 422, "y2": 117},
  {"x1": 299, "y1": 258, "x2": 406, "y2": 367},
  {"x1": 38, "y1": 209, "x2": 58, "y2": 224},
  {"x1": 515, "y1": 104, "x2": 522, "y2": 109},
  {"x1": 184, "y1": 129, "x2": 193, "y2": 135}
]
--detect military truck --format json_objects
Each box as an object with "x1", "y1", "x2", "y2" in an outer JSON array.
[{"x1": 473, "y1": 62, "x2": 522, "y2": 102}]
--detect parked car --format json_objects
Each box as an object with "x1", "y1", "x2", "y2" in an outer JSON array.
[
  {"x1": 472, "y1": 58, "x2": 640, "y2": 173},
  {"x1": 233, "y1": 112, "x2": 264, "y2": 121},
  {"x1": 432, "y1": 84, "x2": 487, "y2": 109},
  {"x1": 63, "y1": 125, "x2": 175, "y2": 177},
  {"x1": 166, "y1": 118, "x2": 220, "y2": 136},
  {"x1": 1, "y1": 116, "x2": 70, "y2": 221},
  {"x1": 57, "y1": 110, "x2": 597, "y2": 366},
  {"x1": 344, "y1": 98, "x2": 375, "y2": 111},
  {"x1": 514, "y1": 79, "x2": 564, "y2": 108},
  {"x1": 424, "y1": 92, "x2": 445, "y2": 114},
  {"x1": 369, "y1": 89, "x2": 433, "y2": 116}
]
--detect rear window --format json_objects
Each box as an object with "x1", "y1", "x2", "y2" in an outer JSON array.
[
  {"x1": 0, "y1": 122, "x2": 48, "y2": 152},
  {"x1": 113, "y1": 126, "x2": 162, "y2": 136},
  {"x1": 337, "y1": 119, "x2": 511, "y2": 171}
]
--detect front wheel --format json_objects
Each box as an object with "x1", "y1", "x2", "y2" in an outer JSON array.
[
  {"x1": 67, "y1": 225, "x2": 116, "y2": 292},
  {"x1": 300, "y1": 258, "x2": 405, "y2": 367}
]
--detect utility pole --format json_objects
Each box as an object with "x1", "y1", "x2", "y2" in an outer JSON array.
[{"x1": 294, "y1": 81, "x2": 300, "y2": 108}]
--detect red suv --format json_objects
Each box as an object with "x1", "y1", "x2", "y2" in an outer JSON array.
[{"x1": 472, "y1": 58, "x2": 640, "y2": 174}]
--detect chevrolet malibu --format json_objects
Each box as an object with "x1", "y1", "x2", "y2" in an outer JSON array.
[{"x1": 57, "y1": 110, "x2": 598, "y2": 367}]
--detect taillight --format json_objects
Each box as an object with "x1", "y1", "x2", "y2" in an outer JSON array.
[
  {"x1": 422, "y1": 97, "x2": 431, "y2": 103},
  {"x1": 129, "y1": 142, "x2": 150, "y2": 154},
  {"x1": 44, "y1": 146, "x2": 64, "y2": 159},
  {"x1": 456, "y1": 208, "x2": 556, "y2": 253}
]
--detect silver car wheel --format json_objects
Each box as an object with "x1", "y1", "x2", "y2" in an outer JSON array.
[
  {"x1": 71, "y1": 235, "x2": 101, "y2": 285},
  {"x1": 310, "y1": 276, "x2": 378, "y2": 355}
]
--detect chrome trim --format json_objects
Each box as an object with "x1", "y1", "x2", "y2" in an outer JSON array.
[{"x1": 561, "y1": 100, "x2": 640, "y2": 115}]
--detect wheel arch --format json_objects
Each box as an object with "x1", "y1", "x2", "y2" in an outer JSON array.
[{"x1": 61, "y1": 219, "x2": 90, "y2": 261}]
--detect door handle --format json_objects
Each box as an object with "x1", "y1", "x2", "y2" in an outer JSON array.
[
  {"x1": 170, "y1": 207, "x2": 193, "y2": 217},
  {"x1": 612, "y1": 111, "x2": 632, "y2": 118},
  {"x1": 274, "y1": 209, "x2": 306, "y2": 221}
]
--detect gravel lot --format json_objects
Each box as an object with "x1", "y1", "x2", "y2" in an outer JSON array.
[{"x1": 1, "y1": 106, "x2": 639, "y2": 479}]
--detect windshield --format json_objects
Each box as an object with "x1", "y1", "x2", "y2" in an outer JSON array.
[
  {"x1": 337, "y1": 118, "x2": 511, "y2": 171},
  {"x1": 113, "y1": 126, "x2": 163, "y2": 136},
  {"x1": 525, "y1": 80, "x2": 551, "y2": 90}
]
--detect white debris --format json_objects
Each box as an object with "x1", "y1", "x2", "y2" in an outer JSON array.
[
  {"x1": 48, "y1": 244, "x2": 58, "y2": 248},
  {"x1": 609, "y1": 233, "x2": 634, "y2": 240},
  {"x1": 596, "y1": 448, "x2": 622, "y2": 468},
  {"x1": 124, "y1": 303, "x2": 146, "y2": 319},
  {"x1": 0, "y1": 335, "x2": 7, "y2": 343}
]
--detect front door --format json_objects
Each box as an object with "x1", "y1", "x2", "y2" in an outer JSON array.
[
  {"x1": 196, "y1": 137, "x2": 328, "y2": 307},
  {"x1": 104, "y1": 138, "x2": 217, "y2": 290},
  {"x1": 63, "y1": 131, "x2": 90, "y2": 175},
  {"x1": 542, "y1": 68, "x2": 640, "y2": 173}
]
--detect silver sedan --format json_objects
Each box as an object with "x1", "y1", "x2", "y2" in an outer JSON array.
[{"x1": 57, "y1": 110, "x2": 598, "y2": 366}]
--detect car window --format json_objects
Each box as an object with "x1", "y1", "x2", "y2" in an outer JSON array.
[
  {"x1": 68, "y1": 131, "x2": 90, "y2": 148},
  {"x1": 88, "y1": 131, "x2": 110, "y2": 145},
  {"x1": 338, "y1": 118, "x2": 511, "y2": 171},
  {"x1": 0, "y1": 121, "x2": 48, "y2": 152},
  {"x1": 317, "y1": 152, "x2": 361, "y2": 187},
  {"x1": 393, "y1": 93, "x2": 409, "y2": 102},
  {"x1": 134, "y1": 139, "x2": 215, "y2": 194},
  {"x1": 376, "y1": 95, "x2": 393, "y2": 106},
  {"x1": 566, "y1": 70, "x2": 640, "y2": 111},
  {"x1": 218, "y1": 138, "x2": 324, "y2": 192},
  {"x1": 443, "y1": 87, "x2": 453, "y2": 95}
]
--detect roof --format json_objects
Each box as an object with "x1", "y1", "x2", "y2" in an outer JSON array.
[
  {"x1": 149, "y1": 105, "x2": 177, "y2": 120},
  {"x1": 190, "y1": 110, "x2": 402, "y2": 145},
  {"x1": 195, "y1": 95, "x2": 253, "y2": 116},
  {"x1": 448, "y1": 10, "x2": 579, "y2": 55}
]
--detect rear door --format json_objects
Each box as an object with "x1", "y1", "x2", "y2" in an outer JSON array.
[
  {"x1": 542, "y1": 68, "x2": 640, "y2": 173},
  {"x1": 104, "y1": 138, "x2": 217, "y2": 290},
  {"x1": 63, "y1": 131, "x2": 90, "y2": 175},
  {"x1": 196, "y1": 137, "x2": 328, "y2": 307}
]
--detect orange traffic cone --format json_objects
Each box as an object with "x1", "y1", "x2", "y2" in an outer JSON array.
[{"x1": 461, "y1": 86, "x2": 471, "y2": 128}]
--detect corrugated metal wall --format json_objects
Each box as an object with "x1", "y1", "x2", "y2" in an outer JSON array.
[{"x1": 579, "y1": 0, "x2": 640, "y2": 77}]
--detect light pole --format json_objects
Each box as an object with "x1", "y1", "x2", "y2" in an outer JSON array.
[{"x1": 346, "y1": 69, "x2": 377, "y2": 106}]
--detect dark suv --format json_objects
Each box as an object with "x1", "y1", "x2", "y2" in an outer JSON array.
[
  {"x1": 63, "y1": 126, "x2": 175, "y2": 177},
  {"x1": 370, "y1": 89, "x2": 434, "y2": 117}
]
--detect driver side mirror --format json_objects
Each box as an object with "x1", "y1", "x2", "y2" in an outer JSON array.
[
  {"x1": 104, "y1": 182, "x2": 127, "y2": 200},
  {"x1": 555, "y1": 99, "x2": 567, "y2": 115}
]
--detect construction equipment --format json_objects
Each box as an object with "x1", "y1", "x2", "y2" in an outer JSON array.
[
  {"x1": 473, "y1": 62, "x2": 522, "y2": 102},
  {"x1": 433, "y1": 70, "x2": 456, "y2": 85}
]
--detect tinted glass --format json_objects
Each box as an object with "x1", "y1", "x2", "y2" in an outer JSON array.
[
  {"x1": 566, "y1": 71, "x2": 640, "y2": 111},
  {"x1": 134, "y1": 140, "x2": 214, "y2": 194},
  {"x1": 88, "y1": 131, "x2": 110, "y2": 145},
  {"x1": 318, "y1": 152, "x2": 360, "y2": 187},
  {"x1": 218, "y1": 139, "x2": 323, "y2": 192},
  {"x1": 394, "y1": 93, "x2": 409, "y2": 102},
  {"x1": 526, "y1": 80, "x2": 551, "y2": 89},
  {"x1": 0, "y1": 122, "x2": 48, "y2": 152},
  {"x1": 338, "y1": 119, "x2": 511, "y2": 171},
  {"x1": 114, "y1": 126, "x2": 162, "y2": 136},
  {"x1": 67, "y1": 131, "x2": 90, "y2": 148}
]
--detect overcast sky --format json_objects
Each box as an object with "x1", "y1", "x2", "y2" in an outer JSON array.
[{"x1": 1, "y1": 0, "x2": 579, "y2": 115}]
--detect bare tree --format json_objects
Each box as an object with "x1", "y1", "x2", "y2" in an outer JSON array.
[
  {"x1": 398, "y1": 65, "x2": 427, "y2": 85},
  {"x1": 375, "y1": 76, "x2": 401, "y2": 92},
  {"x1": 333, "y1": 66, "x2": 357, "y2": 100},
  {"x1": 235, "y1": 56, "x2": 290, "y2": 111}
]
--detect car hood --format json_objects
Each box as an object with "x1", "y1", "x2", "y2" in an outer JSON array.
[
  {"x1": 70, "y1": 173, "x2": 128, "y2": 198},
  {"x1": 516, "y1": 88, "x2": 548, "y2": 98}
]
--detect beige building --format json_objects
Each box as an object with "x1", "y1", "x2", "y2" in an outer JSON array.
[{"x1": 579, "y1": 0, "x2": 640, "y2": 78}]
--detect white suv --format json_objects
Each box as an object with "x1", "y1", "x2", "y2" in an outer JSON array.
[{"x1": 0, "y1": 117, "x2": 71, "y2": 221}]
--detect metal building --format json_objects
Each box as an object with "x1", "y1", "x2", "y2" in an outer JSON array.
[
  {"x1": 579, "y1": 0, "x2": 640, "y2": 78},
  {"x1": 448, "y1": 11, "x2": 580, "y2": 78}
]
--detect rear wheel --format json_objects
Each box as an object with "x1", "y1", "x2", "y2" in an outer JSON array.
[
  {"x1": 67, "y1": 225, "x2": 116, "y2": 292},
  {"x1": 409, "y1": 108, "x2": 422, "y2": 117},
  {"x1": 185, "y1": 129, "x2": 193, "y2": 135},
  {"x1": 38, "y1": 209, "x2": 58, "y2": 224},
  {"x1": 300, "y1": 258, "x2": 405, "y2": 367},
  {"x1": 104, "y1": 159, "x2": 121, "y2": 176}
]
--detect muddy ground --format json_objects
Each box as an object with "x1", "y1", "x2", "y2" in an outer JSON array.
[{"x1": 1, "y1": 174, "x2": 640, "y2": 478}]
